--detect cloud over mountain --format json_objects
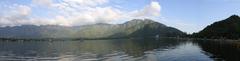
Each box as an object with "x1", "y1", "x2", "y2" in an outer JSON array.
[{"x1": 0, "y1": 0, "x2": 161, "y2": 27}]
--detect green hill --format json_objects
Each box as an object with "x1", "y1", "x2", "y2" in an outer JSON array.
[{"x1": 192, "y1": 15, "x2": 240, "y2": 39}]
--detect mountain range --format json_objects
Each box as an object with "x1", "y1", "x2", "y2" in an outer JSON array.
[{"x1": 0, "y1": 19, "x2": 186, "y2": 39}]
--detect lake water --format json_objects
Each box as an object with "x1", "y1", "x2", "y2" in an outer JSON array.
[{"x1": 0, "y1": 38, "x2": 239, "y2": 61}]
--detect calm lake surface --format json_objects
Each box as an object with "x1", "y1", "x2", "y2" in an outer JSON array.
[{"x1": 0, "y1": 38, "x2": 239, "y2": 61}]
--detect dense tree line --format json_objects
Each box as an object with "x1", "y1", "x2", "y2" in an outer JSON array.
[{"x1": 192, "y1": 15, "x2": 240, "y2": 39}]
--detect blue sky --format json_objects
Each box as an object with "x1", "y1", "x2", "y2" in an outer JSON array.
[
  {"x1": 158, "y1": 0, "x2": 240, "y2": 33},
  {"x1": 0, "y1": 0, "x2": 240, "y2": 33}
]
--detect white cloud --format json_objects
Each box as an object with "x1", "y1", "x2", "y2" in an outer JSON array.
[
  {"x1": 131, "y1": 1, "x2": 161, "y2": 17},
  {"x1": 0, "y1": 0, "x2": 162, "y2": 27},
  {"x1": 17, "y1": 5, "x2": 32, "y2": 16},
  {"x1": 32, "y1": 0, "x2": 53, "y2": 6},
  {"x1": 63, "y1": 0, "x2": 109, "y2": 6},
  {"x1": 0, "y1": 5, "x2": 32, "y2": 27},
  {"x1": 45, "y1": 1, "x2": 161, "y2": 26},
  {"x1": 49, "y1": 7, "x2": 123, "y2": 26}
]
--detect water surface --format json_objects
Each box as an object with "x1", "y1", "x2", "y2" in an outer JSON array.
[{"x1": 0, "y1": 38, "x2": 239, "y2": 61}]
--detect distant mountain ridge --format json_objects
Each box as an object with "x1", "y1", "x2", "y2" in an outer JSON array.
[
  {"x1": 0, "y1": 19, "x2": 186, "y2": 39},
  {"x1": 193, "y1": 15, "x2": 240, "y2": 39}
]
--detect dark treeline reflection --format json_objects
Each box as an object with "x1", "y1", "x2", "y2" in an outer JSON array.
[{"x1": 194, "y1": 40, "x2": 240, "y2": 61}]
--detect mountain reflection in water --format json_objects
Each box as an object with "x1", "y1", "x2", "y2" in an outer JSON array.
[
  {"x1": 0, "y1": 38, "x2": 239, "y2": 61},
  {"x1": 195, "y1": 40, "x2": 240, "y2": 61}
]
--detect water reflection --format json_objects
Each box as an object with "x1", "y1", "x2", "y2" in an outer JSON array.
[
  {"x1": 0, "y1": 38, "x2": 221, "y2": 61},
  {"x1": 195, "y1": 40, "x2": 240, "y2": 61}
]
